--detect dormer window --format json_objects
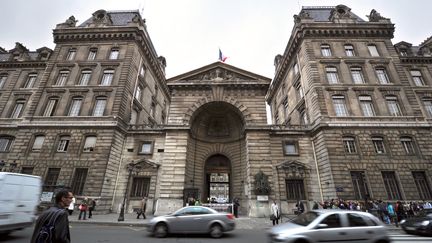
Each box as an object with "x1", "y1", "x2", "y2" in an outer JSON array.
[{"x1": 400, "y1": 49, "x2": 408, "y2": 56}]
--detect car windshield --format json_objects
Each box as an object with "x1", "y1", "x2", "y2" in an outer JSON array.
[{"x1": 291, "y1": 211, "x2": 320, "y2": 226}]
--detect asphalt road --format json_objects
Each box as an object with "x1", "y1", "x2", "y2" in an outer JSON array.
[{"x1": 2, "y1": 224, "x2": 431, "y2": 243}]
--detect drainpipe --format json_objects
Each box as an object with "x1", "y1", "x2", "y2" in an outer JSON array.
[
  {"x1": 312, "y1": 139, "x2": 324, "y2": 203},
  {"x1": 111, "y1": 135, "x2": 127, "y2": 212}
]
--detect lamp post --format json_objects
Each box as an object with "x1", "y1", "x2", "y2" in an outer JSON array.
[{"x1": 118, "y1": 161, "x2": 141, "y2": 222}]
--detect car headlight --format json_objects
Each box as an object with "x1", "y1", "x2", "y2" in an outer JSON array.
[
  {"x1": 421, "y1": 220, "x2": 430, "y2": 226},
  {"x1": 400, "y1": 219, "x2": 406, "y2": 224}
]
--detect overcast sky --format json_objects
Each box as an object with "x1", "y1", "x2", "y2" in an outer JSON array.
[{"x1": 0, "y1": 0, "x2": 430, "y2": 79}]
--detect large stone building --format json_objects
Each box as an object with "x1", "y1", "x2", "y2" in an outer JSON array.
[{"x1": 0, "y1": 5, "x2": 431, "y2": 216}]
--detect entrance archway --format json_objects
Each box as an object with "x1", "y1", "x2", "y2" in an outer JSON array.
[{"x1": 204, "y1": 154, "x2": 231, "y2": 203}]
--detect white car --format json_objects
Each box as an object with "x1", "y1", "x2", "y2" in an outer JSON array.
[{"x1": 268, "y1": 210, "x2": 391, "y2": 243}]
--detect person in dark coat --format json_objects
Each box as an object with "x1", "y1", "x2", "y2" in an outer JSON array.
[
  {"x1": 88, "y1": 198, "x2": 96, "y2": 219},
  {"x1": 31, "y1": 189, "x2": 73, "y2": 243},
  {"x1": 233, "y1": 198, "x2": 240, "y2": 218}
]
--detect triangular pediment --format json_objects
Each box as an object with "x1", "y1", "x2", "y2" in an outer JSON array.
[{"x1": 167, "y1": 62, "x2": 271, "y2": 84}]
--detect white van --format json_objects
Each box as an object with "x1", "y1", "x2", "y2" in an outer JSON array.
[{"x1": 0, "y1": 172, "x2": 41, "y2": 235}]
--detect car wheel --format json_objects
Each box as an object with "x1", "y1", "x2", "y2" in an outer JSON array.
[
  {"x1": 154, "y1": 223, "x2": 168, "y2": 238},
  {"x1": 209, "y1": 224, "x2": 223, "y2": 238}
]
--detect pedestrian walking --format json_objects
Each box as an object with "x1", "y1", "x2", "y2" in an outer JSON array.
[
  {"x1": 88, "y1": 198, "x2": 96, "y2": 219},
  {"x1": 387, "y1": 202, "x2": 398, "y2": 227},
  {"x1": 31, "y1": 189, "x2": 73, "y2": 243},
  {"x1": 136, "y1": 197, "x2": 147, "y2": 219},
  {"x1": 233, "y1": 198, "x2": 240, "y2": 218},
  {"x1": 78, "y1": 197, "x2": 88, "y2": 220},
  {"x1": 67, "y1": 196, "x2": 75, "y2": 215},
  {"x1": 270, "y1": 201, "x2": 280, "y2": 226},
  {"x1": 296, "y1": 200, "x2": 305, "y2": 214}
]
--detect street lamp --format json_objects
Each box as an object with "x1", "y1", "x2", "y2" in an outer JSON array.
[{"x1": 118, "y1": 161, "x2": 141, "y2": 222}]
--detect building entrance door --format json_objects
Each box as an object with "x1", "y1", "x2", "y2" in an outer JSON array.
[{"x1": 204, "y1": 155, "x2": 231, "y2": 203}]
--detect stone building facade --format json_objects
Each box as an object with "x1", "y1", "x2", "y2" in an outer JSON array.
[{"x1": 0, "y1": 5, "x2": 431, "y2": 217}]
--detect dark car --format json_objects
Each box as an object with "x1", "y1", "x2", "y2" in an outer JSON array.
[
  {"x1": 145, "y1": 206, "x2": 235, "y2": 238},
  {"x1": 400, "y1": 208, "x2": 432, "y2": 236}
]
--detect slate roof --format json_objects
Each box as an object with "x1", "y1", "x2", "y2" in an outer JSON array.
[
  {"x1": 79, "y1": 10, "x2": 140, "y2": 27},
  {"x1": 302, "y1": 6, "x2": 365, "y2": 22}
]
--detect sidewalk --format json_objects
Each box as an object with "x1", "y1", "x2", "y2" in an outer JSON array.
[{"x1": 68, "y1": 213, "x2": 402, "y2": 231}]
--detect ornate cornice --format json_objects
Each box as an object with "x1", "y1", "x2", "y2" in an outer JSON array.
[
  {"x1": 400, "y1": 57, "x2": 432, "y2": 64},
  {"x1": 0, "y1": 61, "x2": 46, "y2": 68}
]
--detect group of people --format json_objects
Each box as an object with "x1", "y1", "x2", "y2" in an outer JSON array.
[{"x1": 68, "y1": 196, "x2": 97, "y2": 220}]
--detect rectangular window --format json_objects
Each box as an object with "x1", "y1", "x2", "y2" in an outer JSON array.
[
  {"x1": 412, "y1": 171, "x2": 432, "y2": 200},
  {"x1": 343, "y1": 137, "x2": 357, "y2": 154},
  {"x1": 410, "y1": 70, "x2": 425, "y2": 86},
  {"x1": 372, "y1": 137, "x2": 386, "y2": 154},
  {"x1": 43, "y1": 98, "x2": 58, "y2": 117},
  {"x1": 24, "y1": 74, "x2": 37, "y2": 88},
  {"x1": 332, "y1": 95, "x2": 348, "y2": 116},
  {"x1": 21, "y1": 167, "x2": 34, "y2": 175},
  {"x1": 295, "y1": 82, "x2": 304, "y2": 99},
  {"x1": 57, "y1": 136, "x2": 70, "y2": 152},
  {"x1": 109, "y1": 49, "x2": 119, "y2": 60},
  {"x1": 283, "y1": 141, "x2": 298, "y2": 155},
  {"x1": 44, "y1": 168, "x2": 61, "y2": 189},
  {"x1": 350, "y1": 171, "x2": 370, "y2": 200},
  {"x1": 92, "y1": 98, "x2": 106, "y2": 116},
  {"x1": 101, "y1": 70, "x2": 114, "y2": 85},
  {"x1": 359, "y1": 96, "x2": 375, "y2": 117},
  {"x1": 424, "y1": 100, "x2": 432, "y2": 117},
  {"x1": 344, "y1": 45, "x2": 355, "y2": 56},
  {"x1": 83, "y1": 136, "x2": 97, "y2": 152},
  {"x1": 326, "y1": 67, "x2": 339, "y2": 84},
  {"x1": 293, "y1": 63, "x2": 299, "y2": 75},
  {"x1": 71, "y1": 168, "x2": 88, "y2": 195},
  {"x1": 368, "y1": 45, "x2": 380, "y2": 57},
  {"x1": 55, "y1": 71, "x2": 69, "y2": 86},
  {"x1": 381, "y1": 171, "x2": 402, "y2": 200},
  {"x1": 140, "y1": 65, "x2": 146, "y2": 76},
  {"x1": 286, "y1": 179, "x2": 305, "y2": 200},
  {"x1": 32, "y1": 135, "x2": 45, "y2": 151},
  {"x1": 66, "y1": 49, "x2": 76, "y2": 60},
  {"x1": 87, "y1": 49, "x2": 97, "y2": 60},
  {"x1": 139, "y1": 141, "x2": 153, "y2": 154},
  {"x1": 401, "y1": 137, "x2": 415, "y2": 155},
  {"x1": 386, "y1": 96, "x2": 402, "y2": 116},
  {"x1": 0, "y1": 137, "x2": 13, "y2": 152},
  {"x1": 10, "y1": 101, "x2": 25, "y2": 118},
  {"x1": 0, "y1": 75, "x2": 7, "y2": 88},
  {"x1": 130, "y1": 177, "x2": 150, "y2": 198},
  {"x1": 321, "y1": 44, "x2": 332, "y2": 56},
  {"x1": 351, "y1": 67, "x2": 365, "y2": 84},
  {"x1": 135, "y1": 86, "x2": 142, "y2": 101},
  {"x1": 376, "y1": 68, "x2": 390, "y2": 84},
  {"x1": 68, "y1": 98, "x2": 82, "y2": 116},
  {"x1": 78, "y1": 70, "x2": 91, "y2": 85}
]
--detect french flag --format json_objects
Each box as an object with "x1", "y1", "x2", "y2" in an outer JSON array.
[{"x1": 219, "y1": 48, "x2": 228, "y2": 62}]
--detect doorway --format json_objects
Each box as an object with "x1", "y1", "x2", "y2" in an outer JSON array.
[{"x1": 204, "y1": 154, "x2": 231, "y2": 203}]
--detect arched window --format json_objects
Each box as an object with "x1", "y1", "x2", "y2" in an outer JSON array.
[
  {"x1": 109, "y1": 48, "x2": 119, "y2": 60},
  {"x1": 371, "y1": 136, "x2": 386, "y2": 154},
  {"x1": 23, "y1": 73, "x2": 37, "y2": 88},
  {"x1": 55, "y1": 70, "x2": 69, "y2": 86},
  {"x1": 78, "y1": 69, "x2": 92, "y2": 86}
]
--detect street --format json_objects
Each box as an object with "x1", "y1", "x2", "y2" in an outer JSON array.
[{"x1": 1, "y1": 224, "x2": 431, "y2": 243}]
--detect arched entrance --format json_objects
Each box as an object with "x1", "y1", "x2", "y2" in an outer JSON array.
[{"x1": 204, "y1": 154, "x2": 231, "y2": 203}]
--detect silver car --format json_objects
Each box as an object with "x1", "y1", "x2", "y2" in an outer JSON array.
[
  {"x1": 146, "y1": 206, "x2": 235, "y2": 238},
  {"x1": 268, "y1": 210, "x2": 391, "y2": 243}
]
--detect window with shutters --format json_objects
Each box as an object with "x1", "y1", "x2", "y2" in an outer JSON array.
[
  {"x1": 83, "y1": 136, "x2": 97, "y2": 152},
  {"x1": 130, "y1": 177, "x2": 150, "y2": 198},
  {"x1": 381, "y1": 171, "x2": 402, "y2": 200},
  {"x1": 71, "y1": 168, "x2": 88, "y2": 195},
  {"x1": 32, "y1": 135, "x2": 45, "y2": 151}
]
